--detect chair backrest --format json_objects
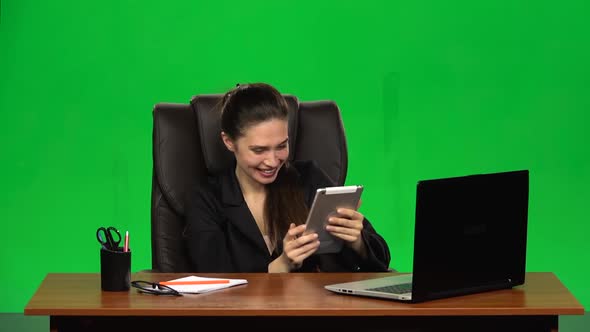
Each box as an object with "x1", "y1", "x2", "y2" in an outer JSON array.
[{"x1": 151, "y1": 94, "x2": 348, "y2": 272}]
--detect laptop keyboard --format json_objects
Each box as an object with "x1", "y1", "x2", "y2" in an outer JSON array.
[{"x1": 367, "y1": 283, "x2": 412, "y2": 294}]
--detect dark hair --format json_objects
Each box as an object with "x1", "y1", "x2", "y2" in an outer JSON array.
[
  {"x1": 220, "y1": 83, "x2": 308, "y2": 249},
  {"x1": 220, "y1": 83, "x2": 289, "y2": 140}
]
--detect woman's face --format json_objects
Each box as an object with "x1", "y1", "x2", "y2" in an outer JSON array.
[{"x1": 222, "y1": 118, "x2": 289, "y2": 186}]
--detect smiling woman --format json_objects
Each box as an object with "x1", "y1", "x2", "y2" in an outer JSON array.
[{"x1": 182, "y1": 83, "x2": 391, "y2": 274}]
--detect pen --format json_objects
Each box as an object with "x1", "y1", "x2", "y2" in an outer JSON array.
[
  {"x1": 159, "y1": 280, "x2": 230, "y2": 286},
  {"x1": 124, "y1": 231, "x2": 129, "y2": 252}
]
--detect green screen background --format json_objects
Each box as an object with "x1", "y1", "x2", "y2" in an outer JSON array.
[{"x1": 1, "y1": 0, "x2": 588, "y2": 313}]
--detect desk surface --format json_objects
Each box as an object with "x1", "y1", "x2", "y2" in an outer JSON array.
[{"x1": 24, "y1": 272, "x2": 584, "y2": 317}]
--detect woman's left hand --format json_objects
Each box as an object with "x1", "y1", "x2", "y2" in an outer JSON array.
[{"x1": 325, "y1": 208, "x2": 367, "y2": 258}]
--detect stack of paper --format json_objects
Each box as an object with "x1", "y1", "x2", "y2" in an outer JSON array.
[{"x1": 160, "y1": 276, "x2": 248, "y2": 294}]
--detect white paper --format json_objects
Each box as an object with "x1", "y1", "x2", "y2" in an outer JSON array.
[{"x1": 163, "y1": 276, "x2": 248, "y2": 294}]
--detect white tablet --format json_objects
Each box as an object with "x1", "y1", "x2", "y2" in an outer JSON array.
[{"x1": 304, "y1": 185, "x2": 364, "y2": 254}]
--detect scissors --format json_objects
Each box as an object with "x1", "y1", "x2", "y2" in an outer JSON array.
[{"x1": 96, "y1": 226, "x2": 122, "y2": 250}]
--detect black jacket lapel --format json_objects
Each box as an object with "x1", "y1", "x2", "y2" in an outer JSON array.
[{"x1": 219, "y1": 167, "x2": 270, "y2": 255}]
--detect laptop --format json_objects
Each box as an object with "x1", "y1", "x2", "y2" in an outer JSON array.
[{"x1": 325, "y1": 169, "x2": 529, "y2": 303}]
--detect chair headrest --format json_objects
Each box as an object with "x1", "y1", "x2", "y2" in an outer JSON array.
[{"x1": 190, "y1": 94, "x2": 300, "y2": 175}]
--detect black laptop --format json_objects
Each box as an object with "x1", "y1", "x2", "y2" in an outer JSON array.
[{"x1": 325, "y1": 169, "x2": 529, "y2": 303}]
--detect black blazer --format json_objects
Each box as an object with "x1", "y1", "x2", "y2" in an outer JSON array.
[{"x1": 183, "y1": 160, "x2": 391, "y2": 272}]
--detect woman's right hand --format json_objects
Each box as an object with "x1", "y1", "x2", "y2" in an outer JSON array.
[{"x1": 268, "y1": 223, "x2": 320, "y2": 273}]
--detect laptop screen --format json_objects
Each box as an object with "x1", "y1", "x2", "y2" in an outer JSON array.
[{"x1": 411, "y1": 170, "x2": 529, "y2": 301}]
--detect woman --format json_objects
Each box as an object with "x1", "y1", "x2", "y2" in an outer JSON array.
[{"x1": 184, "y1": 83, "x2": 390, "y2": 272}]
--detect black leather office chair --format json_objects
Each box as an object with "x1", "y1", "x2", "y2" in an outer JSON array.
[{"x1": 151, "y1": 94, "x2": 349, "y2": 272}]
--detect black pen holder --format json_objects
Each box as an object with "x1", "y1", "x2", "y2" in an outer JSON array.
[{"x1": 100, "y1": 247, "x2": 131, "y2": 291}]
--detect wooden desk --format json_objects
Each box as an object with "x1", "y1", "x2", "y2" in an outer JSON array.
[{"x1": 25, "y1": 272, "x2": 583, "y2": 332}]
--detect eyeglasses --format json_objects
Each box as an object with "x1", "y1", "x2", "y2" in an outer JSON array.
[{"x1": 131, "y1": 280, "x2": 182, "y2": 296}]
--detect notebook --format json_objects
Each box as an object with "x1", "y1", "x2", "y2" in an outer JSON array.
[
  {"x1": 163, "y1": 276, "x2": 248, "y2": 294},
  {"x1": 325, "y1": 169, "x2": 529, "y2": 303}
]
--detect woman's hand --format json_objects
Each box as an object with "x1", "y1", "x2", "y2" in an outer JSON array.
[
  {"x1": 268, "y1": 223, "x2": 320, "y2": 273},
  {"x1": 326, "y1": 208, "x2": 367, "y2": 258}
]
